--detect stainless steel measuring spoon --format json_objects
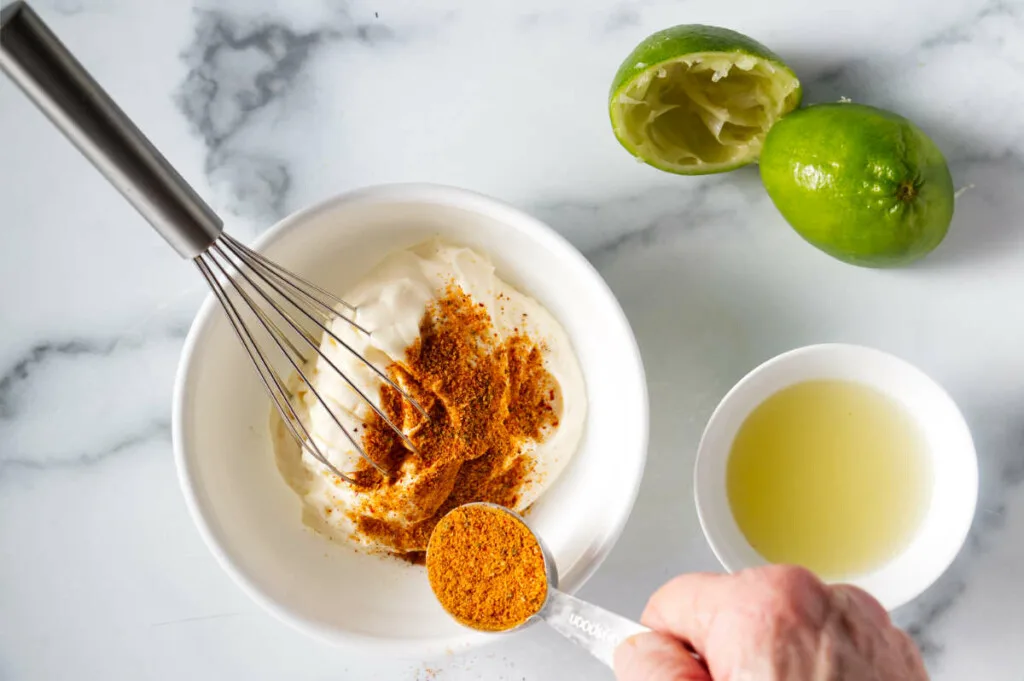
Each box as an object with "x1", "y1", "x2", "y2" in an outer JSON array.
[{"x1": 427, "y1": 502, "x2": 651, "y2": 668}]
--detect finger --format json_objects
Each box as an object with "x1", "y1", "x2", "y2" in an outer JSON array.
[
  {"x1": 894, "y1": 629, "x2": 930, "y2": 679},
  {"x1": 642, "y1": 566, "x2": 829, "y2": 653},
  {"x1": 614, "y1": 632, "x2": 712, "y2": 681},
  {"x1": 830, "y1": 584, "x2": 890, "y2": 628},
  {"x1": 640, "y1": 572, "x2": 738, "y2": 654}
]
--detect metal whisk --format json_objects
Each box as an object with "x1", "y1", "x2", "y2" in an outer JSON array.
[{"x1": 0, "y1": 2, "x2": 423, "y2": 482}]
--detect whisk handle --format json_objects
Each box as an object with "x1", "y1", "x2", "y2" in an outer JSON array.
[{"x1": 0, "y1": 2, "x2": 222, "y2": 259}]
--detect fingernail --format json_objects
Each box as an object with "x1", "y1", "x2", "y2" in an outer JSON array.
[{"x1": 613, "y1": 633, "x2": 647, "y2": 671}]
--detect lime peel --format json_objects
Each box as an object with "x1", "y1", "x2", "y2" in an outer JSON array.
[{"x1": 759, "y1": 102, "x2": 954, "y2": 267}]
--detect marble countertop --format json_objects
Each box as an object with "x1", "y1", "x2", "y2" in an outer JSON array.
[{"x1": 2, "y1": 0, "x2": 1023, "y2": 678}]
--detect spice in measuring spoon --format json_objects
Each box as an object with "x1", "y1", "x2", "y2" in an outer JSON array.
[
  {"x1": 426, "y1": 503, "x2": 549, "y2": 631},
  {"x1": 427, "y1": 503, "x2": 662, "y2": 670}
]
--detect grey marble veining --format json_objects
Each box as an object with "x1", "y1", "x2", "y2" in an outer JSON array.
[
  {"x1": 176, "y1": 9, "x2": 396, "y2": 220},
  {"x1": 0, "y1": 327, "x2": 185, "y2": 475},
  {"x1": 2, "y1": 0, "x2": 1023, "y2": 679}
]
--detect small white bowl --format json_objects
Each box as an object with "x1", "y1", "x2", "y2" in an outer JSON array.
[
  {"x1": 694, "y1": 343, "x2": 977, "y2": 611},
  {"x1": 172, "y1": 184, "x2": 648, "y2": 656}
]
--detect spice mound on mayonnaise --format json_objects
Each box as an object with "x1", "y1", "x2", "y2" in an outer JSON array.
[
  {"x1": 427, "y1": 504, "x2": 548, "y2": 631},
  {"x1": 272, "y1": 241, "x2": 587, "y2": 561}
]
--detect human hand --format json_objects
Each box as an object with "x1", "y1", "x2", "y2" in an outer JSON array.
[{"x1": 614, "y1": 565, "x2": 928, "y2": 680}]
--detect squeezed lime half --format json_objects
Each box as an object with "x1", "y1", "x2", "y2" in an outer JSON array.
[{"x1": 609, "y1": 25, "x2": 802, "y2": 175}]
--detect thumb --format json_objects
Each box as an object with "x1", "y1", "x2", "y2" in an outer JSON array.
[{"x1": 614, "y1": 632, "x2": 711, "y2": 681}]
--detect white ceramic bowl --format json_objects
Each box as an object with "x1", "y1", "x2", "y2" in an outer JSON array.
[
  {"x1": 172, "y1": 184, "x2": 648, "y2": 655},
  {"x1": 694, "y1": 343, "x2": 977, "y2": 611}
]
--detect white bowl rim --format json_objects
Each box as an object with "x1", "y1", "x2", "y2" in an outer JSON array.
[
  {"x1": 693, "y1": 342, "x2": 978, "y2": 610},
  {"x1": 171, "y1": 182, "x2": 649, "y2": 653}
]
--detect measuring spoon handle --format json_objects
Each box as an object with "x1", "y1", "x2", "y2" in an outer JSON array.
[{"x1": 540, "y1": 589, "x2": 651, "y2": 669}]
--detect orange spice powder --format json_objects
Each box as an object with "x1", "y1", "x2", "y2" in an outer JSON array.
[
  {"x1": 348, "y1": 284, "x2": 559, "y2": 560},
  {"x1": 426, "y1": 504, "x2": 548, "y2": 631}
]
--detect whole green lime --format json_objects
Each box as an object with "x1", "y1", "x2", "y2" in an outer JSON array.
[
  {"x1": 609, "y1": 25, "x2": 801, "y2": 175},
  {"x1": 759, "y1": 102, "x2": 954, "y2": 267}
]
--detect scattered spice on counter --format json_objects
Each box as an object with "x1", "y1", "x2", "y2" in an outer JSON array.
[
  {"x1": 426, "y1": 503, "x2": 548, "y2": 631},
  {"x1": 349, "y1": 284, "x2": 559, "y2": 560}
]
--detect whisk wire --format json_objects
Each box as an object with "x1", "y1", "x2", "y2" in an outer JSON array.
[
  {"x1": 249, "y1": 301, "x2": 307, "y2": 363},
  {"x1": 205, "y1": 247, "x2": 392, "y2": 476},
  {"x1": 216, "y1": 240, "x2": 429, "y2": 420},
  {"x1": 222, "y1": 233, "x2": 357, "y2": 314},
  {"x1": 223, "y1": 237, "x2": 368, "y2": 333},
  {"x1": 195, "y1": 257, "x2": 356, "y2": 484},
  {"x1": 208, "y1": 242, "x2": 419, "y2": 456}
]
